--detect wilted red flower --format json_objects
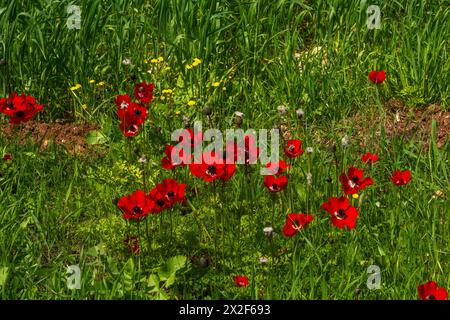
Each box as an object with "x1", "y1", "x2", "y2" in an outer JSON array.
[
  {"x1": 391, "y1": 170, "x2": 411, "y2": 186},
  {"x1": 282, "y1": 213, "x2": 313, "y2": 237},
  {"x1": 368, "y1": 70, "x2": 386, "y2": 84},
  {"x1": 117, "y1": 190, "x2": 153, "y2": 220},
  {"x1": 264, "y1": 174, "x2": 288, "y2": 193},
  {"x1": 284, "y1": 139, "x2": 304, "y2": 158},
  {"x1": 265, "y1": 160, "x2": 289, "y2": 176},
  {"x1": 189, "y1": 151, "x2": 226, "y2": 182},
  {"x1": 154, "y1": 179, "x2": 186, "y2": 207},
  {"x1": 321, "y1": 196, "x2": 359, "y2": 230},
  {"x1": 124, "y1": 236, "x2": 139, "y2": 254},
  {"x1": 418, "y1": 281, "x2": 448, "y2": 300},
  {"x1": 3, "y1": 154, "x2": 12, "y2": 161},
  {"x1": 339, "y1": 166, "x2": 373, "y2": 195},
  {"x1": 361, "y1": 152, "x2": 379, "y2": 164},
  {"x1": 134, "y1": 81, "x2": 155, "y2": 104},
  {"x1": 161, "y1": 144, "x2": 192, "y2": 169},
  {"x1": 234, "y1": 275, "x2": 249, "y2": 287},
  {"x1": 1, "y1": 92, "x2": 43, "y2": 124}
]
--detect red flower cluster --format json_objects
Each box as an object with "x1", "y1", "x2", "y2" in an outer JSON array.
[
  {"x1": 0, "y1": 92, "x2": 43, "y2": 124},
  {"x1": 282, "y1": 213, "x2": 313, "y2": 237},
  {"x1": 117, "y1": 179, "x2": 186, "y2": 220},
  {"x1": 115, "y1": 81, "x2": 154, "y2": 137},
  {"x1": 418, "y1": 281, "x2": 448, "y2": 300},
  {"x1": 263, "y1": 160, "x2": 289, "y2": 193},
  {"x1": 189, "y1": 150, "x2": 236, "y2": 182}
]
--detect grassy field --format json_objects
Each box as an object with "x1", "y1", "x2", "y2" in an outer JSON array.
[{"x1": 0, "y1": 0, "x2": 449, "y2": 300}]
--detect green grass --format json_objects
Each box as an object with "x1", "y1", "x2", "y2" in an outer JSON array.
[{"x1": 0, "y1": 0, "x2": 449, "y2": 299}]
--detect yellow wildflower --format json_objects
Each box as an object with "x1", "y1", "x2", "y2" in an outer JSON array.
[
  {"x1": 150, "y1": 58, "x2": 159, "y2": 63},
  {"x1": 212, "y1": 81, "x2": 220, "y2": 87},
  {"x1": 187, "y1": 100, "x2": 196, "y2": 107},
  {"x1": 162, "y1": 89, "x2": 173, "y2": 95},
  {"x1": 192, "y1": 58, "x2": 201, "y2": 66},
  {"x1": 352, "y1": 194, "x2": 359, "y2": 199},
  {"x1": 70, "y1": 84, "x2": 82, "y2": 91},
  {"x1": 157, "y1": 56, "x2": 164, "y2": 62},
  {"x1": 97, "y1": 81, "x2": 105, "y2": 87},
  {"x1": 186, "y1": 64, "x2": 193, "y2": 70},
  {"x1": 81, "y1": 104, "x2": 88, "y2": 109},
  {"x1": 89, "y1": 80, "x2": 95, "y2": 84}
]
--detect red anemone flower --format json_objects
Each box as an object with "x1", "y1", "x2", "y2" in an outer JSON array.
[
  {"x1": 361, "y1": 152, "x2": 379, "y2": 164},
  {"x1": 117, "y1": 102, "x2": 148, "y2": 125},
  {"x1": 263, "y1": 175, "x2": 288, "y2": 193},
  {"x1": 1, "y1": 93, "x2": 43, "y2": 124},
  {"x1": 282, "y1": 213, "x2": 313, "y2": 237},
  {"x1": 321, "y1": 196, "x2": 359, "y2": 230},
  {"x1": 178, "y1": 128, "x2": 203, "y2": 148},
  {"x1": 284, "y1": 139, "x2": 304, "y2": 158},
  {"x1": 368, "y1": 70, "x2": 386, "y2": 84},
  {"x1": 119, "y1": 118, "x2": 141, "y2": 137},
  {"x1": 133, "y1": 81, "x2": 155, "y2": 104},
  {"x1": 224, "y1": 134, "x2": 260, "y2": 164},
  {"x1": 114, "y1": 94, "x2": 132, "y2": 111},
  {"x1": 339, "y1": 166, "x2": 373, "y2": 195},
  {"x1": 391, "y1": 170, "x2": 411, "y2": 186},
  {"x1": 221, "y1": 163, "x2": 237, "y2": 181},
  {"x1": 161, "y1": 144, "x2": 192, "y2": 169},
  {"x1": 117, "y1": 190, "x2": 153, "y2": 220},
  {"x1": 147, "y1": 188, "x2": 167, "y2": 214},
  {"x1": 265, "y1": 160, "x2": 289, "y2": 176},
  {"x1": 3, "y1": 154, "x2": 12, "y2": 161},
  {"x1": 154, "y1": 179, "x2": 186, "y2": 207},
  {"x1": 189, "y1": 151, "x2": 226, "y2": 182},
  {"x1": 418, "y1": 281, "x2": 448, "y2": 300},
  {"x1": 234, "y1": 275, "x2": 249, "y2": 287}
]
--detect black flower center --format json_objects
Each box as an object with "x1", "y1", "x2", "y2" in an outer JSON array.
[
  {"x1": 206, "y1": 165, "x2": 217, "y2": 176},
  {"x1": 156, "y1": 199, "x2": 165, "y2": 207},
  {"x1": 15, "y1": 110, "x2": 25, "y2": 118},
  {"x1": 288, "y1": 145, "x2": 295, "y2": 152},
  {"x1": 7, "y1": 101, "x2": 14, "y2": 108},
  {"x1": 139, "y1": 86, "x2": 145, "y2": 92},
  {"x1": 427, "y1": 295, "x2": 436, "y2": 300},
  {"x1": 351, "y1": 176, "x2": 359, "y2": 183},
  {"x1": 271, "y1": 183, "x2": 279, "y2": 191},
  {"x1": 132, "y1": 206, "x2": 143, "y2": 215},
  {"x1": 167, "y1": 191, "x2": 174, "y2": 197},
  {"x1": 134, "y1": 109, "x2": 142, "y2": 116},
  {"x1": 336, "y1": 209, "x2": 346, "y2": 220}
]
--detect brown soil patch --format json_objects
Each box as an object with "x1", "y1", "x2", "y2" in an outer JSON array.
[
  {"x1": 0, "y1": 121, "x2": 101, "y2": 155},
  {"x1": 345, "y1": 99, "x2": 449, "y2": 149}
]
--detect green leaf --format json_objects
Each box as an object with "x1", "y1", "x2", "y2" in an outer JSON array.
[
  {"x1": 85, "y1": 130, "x2": 107, "y2": 145},
  {"x1": 0, "y1": 267, "x2": 8, "y2": 287},
  {"x1": 158, "y1": 255, "x2": 187, "y2": 281}
]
